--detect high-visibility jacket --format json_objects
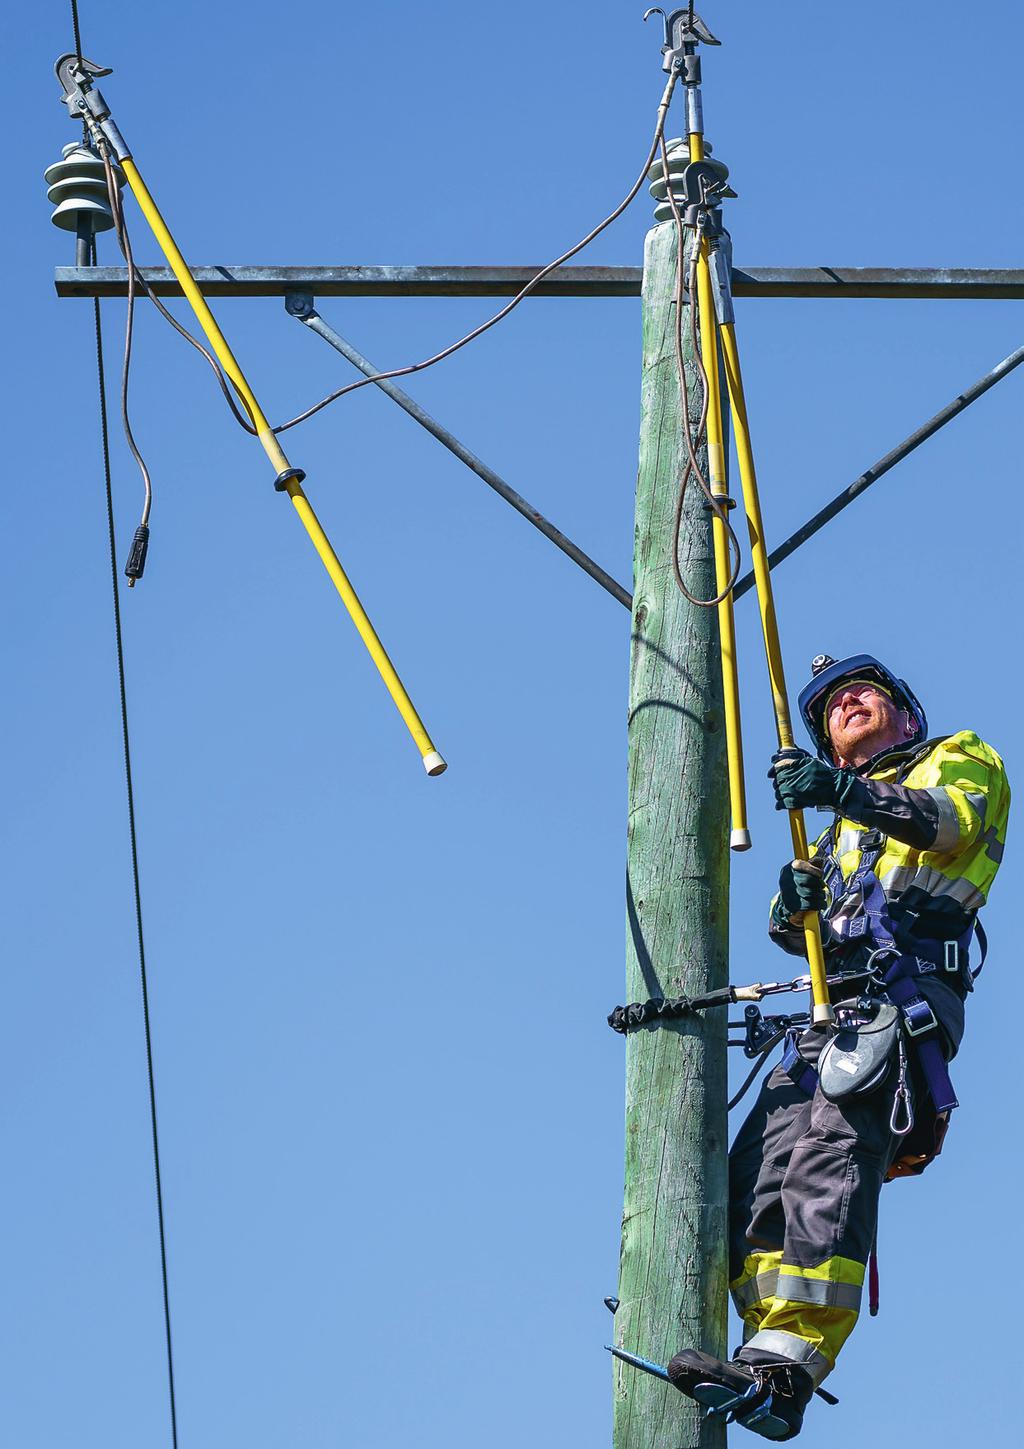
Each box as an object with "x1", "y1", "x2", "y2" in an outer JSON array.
[{"x1": 769, "y1": 730, "x2": 1010, "y2": 1050}]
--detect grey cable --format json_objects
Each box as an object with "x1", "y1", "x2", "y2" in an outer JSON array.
[
  {"x1": 659, "y1": 133, "x2": 742, "y2": 605},
  {"x1": 270, "y1": 72, "x2": 680, "y2": 434}
]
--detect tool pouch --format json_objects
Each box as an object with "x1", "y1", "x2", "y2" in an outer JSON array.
[{"x1": 818, "y1": 1002, "x2": 901, "y2": 1103}]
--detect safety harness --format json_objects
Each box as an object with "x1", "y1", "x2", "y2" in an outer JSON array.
[{"x1": 781, "y1": 818, "x2": 987, "y2": 1161}]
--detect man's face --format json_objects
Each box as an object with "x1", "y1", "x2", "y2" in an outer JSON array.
[{"x1": 825, "y1": 680, "x2": 912, "y2": 765}]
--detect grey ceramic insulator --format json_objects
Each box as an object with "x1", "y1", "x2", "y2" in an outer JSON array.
[
  {"x1": 648, "y1": 137, "x2": 730, "y2": 224},
  {"x1": 43, "y1": 141, "x2": 124, "y2": 234}
]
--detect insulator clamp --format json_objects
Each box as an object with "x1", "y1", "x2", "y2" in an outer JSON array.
[{"x1": 647, "y1": 138, "x2": 734, "y2": 225}]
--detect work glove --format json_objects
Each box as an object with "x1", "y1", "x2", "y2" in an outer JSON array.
[
  {"x1": 773, "y1": 859, "x2": 827, "y2": 926},
  {"x1": 768, "y1": 748, "x2": 859, "y2": 813}
]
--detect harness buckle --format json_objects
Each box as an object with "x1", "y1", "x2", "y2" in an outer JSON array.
[
  {"x1": 901, "y1": 997, "x2": 939, "y2": 1039},
  {"x1": 943, "y1": 940, "x2": 961, "y2": 975}
]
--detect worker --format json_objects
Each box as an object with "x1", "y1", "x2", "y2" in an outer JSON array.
[{"x1": 666, "y1": 652, "x2": 1010, "y2": 1440}]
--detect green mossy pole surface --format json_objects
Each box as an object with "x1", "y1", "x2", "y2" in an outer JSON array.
[{"x1": 613, "y1": 219, "x2": 730, "y2": 1449}]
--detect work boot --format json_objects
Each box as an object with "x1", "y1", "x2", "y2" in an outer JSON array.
[
  {"x1": 666, "y1": 1348, "x2": 760, "y2": 1410},
  {"x1": 731, "y1": 1349, "x2": 816, "y2": 1441}
]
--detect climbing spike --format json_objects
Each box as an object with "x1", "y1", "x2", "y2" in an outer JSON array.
[{"x1": 606, "y1": 1344, "x2": 672, "y2": 1382}]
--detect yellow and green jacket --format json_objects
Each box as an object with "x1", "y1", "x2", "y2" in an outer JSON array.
[{"x1": 770, "y1": 730, "x2": 1010, "y2": 1047}]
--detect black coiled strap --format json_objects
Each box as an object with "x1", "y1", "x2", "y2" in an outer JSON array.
[
  {"x1": 607, "y1": 996, "x2": 694, "y2": 1033},
  {"x1": 607, "y1": 984, "x2": 737, "y2": 1034}
]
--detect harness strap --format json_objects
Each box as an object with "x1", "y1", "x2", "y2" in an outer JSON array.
[
  {"x1": 973, "y1": 919, "x2": 988, "y2": 982},
  {"x1": 781, "y1": 1029, "x2": 819, "y2": 1097},
  {"x1": 881, "y1": 969, "x2": 958, "y2": 1113}
]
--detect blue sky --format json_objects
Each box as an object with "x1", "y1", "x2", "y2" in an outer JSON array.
[{"x1": 6, "y1": 2, "x2": 1023, "y2": 1444}]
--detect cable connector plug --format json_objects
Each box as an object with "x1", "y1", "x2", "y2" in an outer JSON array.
[{"x1": 125, "y1": 524, "x2": 150, "y2": 586}]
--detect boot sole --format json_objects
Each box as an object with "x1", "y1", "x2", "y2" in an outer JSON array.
[{"x1": 691, "y1": 1383, "x2": 796, "y2": 1441}]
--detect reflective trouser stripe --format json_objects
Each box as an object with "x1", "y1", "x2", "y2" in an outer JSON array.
[
  {"x1": 730, "y1": 1251, "x2": 782, "y2": 1338},
  {"x1": 744, "y1": 1256, "x2": 864, "y2": 1379},
  {"x1": 732, "y1": 1269, "x2": 781, "y2": 1311},
  {"x1": 774, "y1": 1273, "x2": 862, "y2": 1310},
  {"x1": 742, "y1": 1329, "x2": 834, "y2": 1387}
]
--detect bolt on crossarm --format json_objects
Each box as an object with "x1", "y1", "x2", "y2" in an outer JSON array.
[{"x1": 55, "y1": 53, "x2": 446, "y2": 777}]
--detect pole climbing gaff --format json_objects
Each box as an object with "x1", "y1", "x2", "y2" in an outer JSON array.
[
  {"x1": 55, "y1": 53, "x2": 447, "y2": 778},
  {"x1": 652, "y1": 10, "x2": 834, "y2": 1023}
]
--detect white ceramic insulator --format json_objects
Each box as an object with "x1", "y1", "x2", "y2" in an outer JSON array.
[{"x1": 44, "y1": 142, "x2": 124, "y2": 234}]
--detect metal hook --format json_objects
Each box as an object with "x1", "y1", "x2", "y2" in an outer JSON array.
[
  {"x1": 55, "y1": 53, "x2": 113, "y2": 124},
  {"x1": 643, "y1": 6, "x2": 671, "y2": 48},
  {"x1": 55, "y1": 52, "x2": 111, "y2": 94}
]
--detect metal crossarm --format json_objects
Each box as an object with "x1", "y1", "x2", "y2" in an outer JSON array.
[{"x1": 54, "y1": 264, "x2": 1024, "y2": 300}]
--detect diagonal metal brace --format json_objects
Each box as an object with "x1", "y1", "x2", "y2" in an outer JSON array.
[
  {"x1": 733, "y1": 340, "x2": 1024, "y2": 598},
  {"x1": 285, "y1": 294, "x2": 632, "y2": 610}
]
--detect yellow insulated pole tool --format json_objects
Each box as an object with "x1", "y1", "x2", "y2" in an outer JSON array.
[
  {"x1": 687, "y1": 134, "x2": 749, "y2": 851},
  {"x1": 659, "y1": 20, "x2": 831, "y2": 1021},
  {"x1": 695, "y1": 247, "x2": 748, "y2": 849},
  {"x1": 57, "y1": 56, "x2": 445, "y2": 777},
  {"x1": 719, "y1": 326, "x2": 833, "y2": 1024},
  {"x1": 120, "y1": 158, "x2": 446, "y2": 777}
]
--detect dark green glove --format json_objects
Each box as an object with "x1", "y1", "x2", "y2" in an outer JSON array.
[
  {"x1": 773, "y1": 859, "x2": 827, "y2": 925},
  {"x1": 769, "y1": 748, "x2": 859, "y2": 812}
]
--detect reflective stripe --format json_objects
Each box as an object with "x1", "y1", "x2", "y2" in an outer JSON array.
[
  {"x1": 979, "y1": 825, "x2": 1004, "y2": 864},
  {"x1": 879, "y1": 864, "x2": 985, "y2": 912},
  {"x1": 818, "y1": 733, "x2": 1009, "y2": 930},
  {"x1": 731, "y1": 1251, "x2": 782, "y2": 1336},
  {"x1": 923, "y1": 788, "x2": 961, "y2": 853},
  {"x1": 774, "y1": 1273, "x2": 862, "y2": 1311},
  {"x1": 732, "y1": 1268, "x2": 781, "y2": 1312},
  {"x1": 742, "y1": 1330, "x2": 834, "y2": 1386},
  {"x1": 965, "y1": 791, "x2": 988, "y2": 825}
]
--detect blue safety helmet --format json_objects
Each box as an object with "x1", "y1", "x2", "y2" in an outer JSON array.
[{"x1": 798, "y1": 653, "x2": 928, "y2": 760}]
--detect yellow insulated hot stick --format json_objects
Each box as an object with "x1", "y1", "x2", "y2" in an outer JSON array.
[
  {"x1": 694, "y1": 236, "x2": 749, "y2": 851},
  {"x1": 683, "y1": 135, "x2": 749, "y2": 850},
  {"x1": 718, "y1": 326, "x2": 833, "y2": 1024},
  {"x1": 117, "y1": 155, "x2": 446, "y2": 777}
]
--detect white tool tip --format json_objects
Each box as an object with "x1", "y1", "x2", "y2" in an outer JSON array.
[
  {"x1": 422, "y1": 750, "x2": 447, "y2": 777},
  {"x1": 730, "y1": 828, "x2": 752, "y2": 852},
  {"x1": 812, "y1": 1004, "x2": 835, "y2": 1026}
]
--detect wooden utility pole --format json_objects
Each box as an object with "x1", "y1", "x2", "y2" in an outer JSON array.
[{"x1": 612, "y1": 217, "x2": 731, "y2": 1448}]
